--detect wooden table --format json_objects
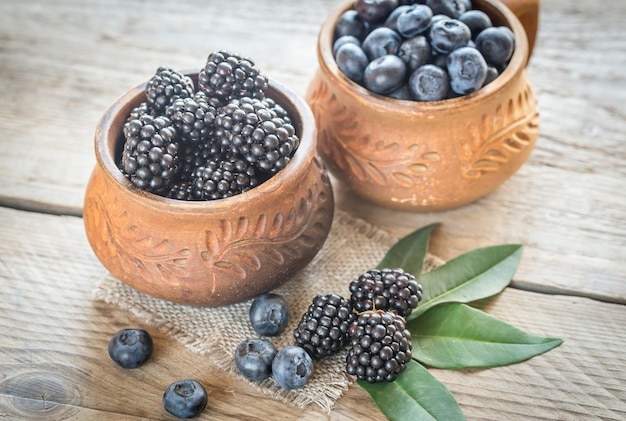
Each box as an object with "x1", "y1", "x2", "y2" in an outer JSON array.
[{"x1": 1, "y1": 0, "x2": 625, "y2": 419}]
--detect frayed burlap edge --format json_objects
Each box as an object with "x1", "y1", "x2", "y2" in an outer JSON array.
[{"x1": 93, "y1": 209, "x2": 443, "y2": 412}]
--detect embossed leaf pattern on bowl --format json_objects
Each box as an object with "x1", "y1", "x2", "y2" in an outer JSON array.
[
  {"x1": 310, "y1": 81, "x2": 440, "y2": 187},
  {"x1": 460, "y1": 83, "x2": 540, "y2": 178}
]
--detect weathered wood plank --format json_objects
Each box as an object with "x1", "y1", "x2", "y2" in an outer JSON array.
[{"x1": 1, "y1": 207, "x2": 625, "y2": 420}]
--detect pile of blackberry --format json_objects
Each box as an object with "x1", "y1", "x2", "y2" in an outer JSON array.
[
  {"x1": 292, "y1": 267, "x2": 423, "y2": 383},
  {"x1": 118, "y1": 51, "x2": 300, "y2": 200}
]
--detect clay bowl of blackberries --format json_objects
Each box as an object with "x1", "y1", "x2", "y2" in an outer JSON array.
[
  {"x1": 83, "y1": 52, "x2": 334, "y2": 306},
  {"x1": 307, "y1": 0, "x2": 540, "y2": 211}
]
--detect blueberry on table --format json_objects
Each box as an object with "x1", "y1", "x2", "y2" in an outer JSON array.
[
  {"x1": 335, "y1": 43, "x2": 369, "y2": 83},
  {"x1": 108, "y1": 328, "x2": 153, "y2": 369},
  {"x1": 249, "y1": 293, "x2": 290, "y2": 336},
  {"x1": 162, "y1": 379, "x2": 208, "y2": 419},
  {"x1": 447, "y1": 46, "x2": 488, "y2": 95},
  {"x1": 476, "y1": 26, "x2": 515, "y2": 66},
  {"x1": 271, "y1": 346, "x2": 314, "y2": 390},
  {"x1": 364, "y1": 54, "x2": 407, "y2": 95},
  {"x1": 362, "y1": 27, "x2": 403, "y2": 61},
  {"x1": 234, "y1": 338, "x2": 278, "y2": 381},
  {"x1": 429, "y1": 18, "x2": 471, "y2": 54},
  {"x1": 408, "y1": 64, "x2": 450, "y2": 101}
]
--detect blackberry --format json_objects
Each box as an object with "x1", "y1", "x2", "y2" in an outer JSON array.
[
  {"x1": 189, "y1": 159, "x2": 258, "y2": 200},
  {"x1": 166, "y1": 180, "x2": 195, "y2": 201},
  {"x1": 164, "y1": 91, "x2": 221, "y2": 144},
  {"x1": 198, "y1": 51, "x2": 268, "y2": 104},
  {"x1": 349, "y1": 268, "x2": 423, "y2": 317},
  {"x1": 126, "y1": 101, "x2": 156, "y2": 122},
  {"x1": 215, "y1": 97, "x2": 299, "y2": 174},
  {"x1": 121, "y1": 114, "x2": 179, "y2": 194},
  {"x1": 293, "y1": 293, "x2": 356, "y2": 360},
  {"x1": 145, "y1": 66, "x2": 194, "y2": 112},
  {"x1": 346, "y1": 310, "x2": 412, "y2": 383}
]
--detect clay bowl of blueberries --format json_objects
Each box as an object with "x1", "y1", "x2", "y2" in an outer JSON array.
[
  {"x1": 83, "y1": 51, "x2": 334, "y2": 306},
  {"x1": 307, "y1": 0, "x2": 540, "y2": 211}
]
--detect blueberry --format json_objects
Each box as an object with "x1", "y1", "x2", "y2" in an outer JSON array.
[
  {"x1": 426, "y1": 0, "x2": 468, "y2": 19},
  {"x1": 108, "y1": 328, "x2": 153, "y2": 369},
  {"x1": 362, "y1": 27, "x2": 403, "y2": 60},
  {"x1": 383, "y1": 5, "x2": 411, "y2": 32},
  {"x1": 249, "y1": 293, "x2": 290, "y2": 336},
  {"x1": 398, "y1": 35, "x2": 432, "y2": 72},
  {"x1": 364, "y1": 54, "x2": 407, "y2": 94},
  {"x1": 408, "y1": 64, "x2": 450, "y2": 101},
  {"x1": 234, "y1": 338, "x2": 278, "y2": 381},
  {"x1": 476, "y1": 26, "x2": 515, "y2": 66},
  {"x1": 271, "y1": 346, "x2": 314, "y2": 390},
  {"x1": 333, "y1": 35, "x2": 361, "y2": 56},
  {"x1": 447, "y1": 46, "x2": 488, "y2": 94},
  {"x1": 396, "y1": 4, "x2": 433, "y2": 38},
  {"x1": 459, "y1": 9, "x2": 493, "y2": 39},
  {"x1": 429, "y1": 18, "x2": 471, "y2": 54},
  {"x1": 162, "y1": 379, "x2": 208, "y2": 419},
  {"x1": 483, "y1": 65, "x2": 499, "y2": 86},
  {"x1": 388, "y1": 83, "x2": 413, "y2": 100},
  {"x1": 335, "y1": 43, "x2": 369, "y2": 83},
  {"x1": 334, "y1": 10, "x2": 368, "y2": 41},
  {"x1": 355, "y1": 0, "x2": 399, "y2": 24}
]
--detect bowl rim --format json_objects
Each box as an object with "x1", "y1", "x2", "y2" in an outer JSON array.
[
  {"x1": 94, "y1": 71, "x2": 317, "y2": 213},
  {"x1": 318, "y1": 0, "x2": 530, "y2": 111}
]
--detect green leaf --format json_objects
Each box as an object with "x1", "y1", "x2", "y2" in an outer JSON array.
[
  {"x1": 409, "y1": 244, "x2": 523, "y2": 320},
  {"x1": 409, "y1": 303, "x2": 563, "y2": 369},
  {"x1": 358, "y1": 360, "x2": 465, "y2": 421},
  {"x1": 376, "y1": 223, "x2": 439, "y2": 277}
]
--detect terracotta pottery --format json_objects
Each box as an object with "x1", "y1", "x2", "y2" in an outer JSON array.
[
  {"x1": 306, "y1": 0, "x2": 540, "y2": 211},
  {"x1": 83, "y1": 73, "x2": 334, "y2": 306}
]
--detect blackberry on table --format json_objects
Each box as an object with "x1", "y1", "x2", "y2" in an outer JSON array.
[
  {"x1": 293, "y1": 293, "x2": 356, "y2": 360},
  {"x1": 346, "y1": 310, "x2": 412, "y2": 383},
  {"x1": 164, "y1": 91, "x2": 221, "y2": 144},
  {"x1": 349, "y1": 268, "x2": 423, "y2": 317},
  {"x1": 198, "y1": 51, "x2": 268, "y2": 104},
  {"x1": 121, "y1": 114, "x2": 179, "y2": 194},
  {"x1": 145, "y1": 66, "x2": 194, "y2": 112}
]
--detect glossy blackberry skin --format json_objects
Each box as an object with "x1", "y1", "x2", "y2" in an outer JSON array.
[
  {"x1": 121, "y1": 114, "x2": 179, "y2": 194},
  {"x1": 349, "y1": 268, "x2": 423, "y2": 317},
  {"x1": 214, "y1": 97, "x2": 299, "y2": 174},
  {"x1": 162, "y1": 379, "x2": 208, "y2": 419},
  {"x1": 188, "y1": 159, "x2": 258, "y2": 200},
  {"x1": 107, "y1": 329, "x2": 153, "y2": 369},
  {"x1": 198, "y1": 50, "x2": 268, "y2": 104},
  {"x1": 293, "y1": 293, "x2": 357, "y2": 360},
  {"x1": 145, "y1": 66, "x2": 194, "y2": 112},
  {"x1": 165, "y1": 91, "x2": 221, "y2": 144},
  {"x1": 346, "y1": 310, "x2": 412, "y2": 383}
]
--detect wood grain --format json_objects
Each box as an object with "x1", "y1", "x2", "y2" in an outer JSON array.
[{"x1": 1, "y1": 207, "x2": 625, "y2": 420}]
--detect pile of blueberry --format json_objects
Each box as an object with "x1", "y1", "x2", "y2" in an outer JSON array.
[
  {"x1": 108, "y1": 329, "x2": 208, "y2": 418},
  {"x1": 333, "y1": 0, "x2": 515, "y2": 101}
]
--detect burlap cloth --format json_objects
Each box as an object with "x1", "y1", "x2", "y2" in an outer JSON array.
[{"x1": 93, "y1": 209, "x2": 441, "y2": 412}]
